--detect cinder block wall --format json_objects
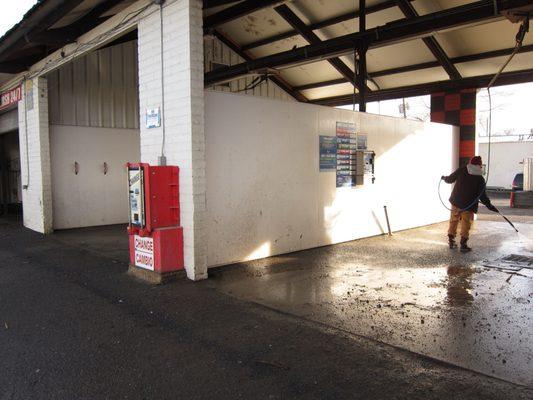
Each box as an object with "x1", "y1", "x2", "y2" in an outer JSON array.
[
  {"x1": 17, "y1": 78, "x2": 53, "y2": 233},
  {"x1": 137, "y1": 0, "x2": 207, "y2": 280}
]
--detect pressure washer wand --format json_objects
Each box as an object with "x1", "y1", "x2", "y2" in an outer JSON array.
[{"x1": 498, "y1": 211, "x2": 519, "y2": 233}]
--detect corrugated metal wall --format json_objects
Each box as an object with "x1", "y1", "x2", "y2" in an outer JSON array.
[
  {"x1": 204, "y1": 37, "x2": 294, "y2": 102},
  {"x1": 47, "y1": 40, "x2": 139, "y2": 129}
]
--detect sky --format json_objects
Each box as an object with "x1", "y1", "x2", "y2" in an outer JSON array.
[
  {"x1": 0, "y1": 1, "x2": 38, "y2": 38},
  {"x1": 339, "y1": 81, "x2": 533, "y2": 141}
]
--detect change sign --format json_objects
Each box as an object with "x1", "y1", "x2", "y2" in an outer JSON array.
[{"x1": 134, "y1": 235, "x2": 154, "y2": 270}]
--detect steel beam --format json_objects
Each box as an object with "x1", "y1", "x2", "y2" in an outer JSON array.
[
  {"x1": 274, "y1": 4, "x2": 370, "y2": 92},
  {"x1": 0, "y1": 0, "x2": 127, "y2": 72},
  {"x1": 293, "y1": 43, "x2": 533, "y2": 91},
  {"x1": 204, "y1": 0, "x2": 285, "y2": 31},
  {"x1": 358, "y1": 0, "x2": 368, "y2": 111},
  {"x1": 310, "y1": 68, "x2": 533, "y2": 107},
  {"x1": 240, "y1": 0, "x2": 415, "y2": 51},
  {"x1": 203, "y1": 0, "x2": 242, "y2": 9},
  {"x1": 212, "y1": 30, "x2": 307, "y2": 102},
  {"x1": 0, "y1": 0, "x2": 85, "y2": 63},
  {"x1": 396, "y1": 0, "x2": 461, "y2": 80},
  {"x1": 205, "y1": 0, "x2": 532, "y2": 86},
  {"x1": 50, "y1": 0, "x2": 127, "y2": 40}
]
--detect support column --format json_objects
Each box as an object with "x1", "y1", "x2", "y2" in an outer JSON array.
[
  {"x1": 357, "y1": 0, "x2": 367, "y2": 112},
  {"x1": 138, "y1": 0, "x2": 207, "y2": 281},
  {"x1": 17, "y1": 77, "x2": 53, "y2": 233},
  {"x1": 431, "y1": 88, "x2": 476, "y2": 166}
]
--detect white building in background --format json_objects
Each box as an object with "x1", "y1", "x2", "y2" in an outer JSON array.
[{"x1": 478, "y1": 136, "x2": 533, "y2": 189}]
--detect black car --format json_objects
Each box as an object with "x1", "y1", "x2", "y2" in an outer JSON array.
[{"x1": 512, "y1": 173, "x2": 523, "y2": 191}]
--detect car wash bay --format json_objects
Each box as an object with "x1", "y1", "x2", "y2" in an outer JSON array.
[{"x1": 1, "y1": 0, "x2": 533, "y2": 396}]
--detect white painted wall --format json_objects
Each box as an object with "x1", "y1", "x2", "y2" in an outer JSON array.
[
  {"x1": 50, "y1": 125, "x2": 140, "y2": 229},
  {"x1": 18, "y1": 77, "x2": 53, "y2": 233},
  {"x1": 138, "y1": 0, "x2": 207, "y2": 280},
  {"x1": 205, "y1": 91, "x2": 459, "y2": 267},
  {"x1": 478, "y1": 141, "x2": 533, "y2": 188}
]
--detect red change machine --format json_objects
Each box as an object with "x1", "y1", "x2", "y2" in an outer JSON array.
[{"x1": 126, "y1": 163, "x2": 184, "y2": 275}]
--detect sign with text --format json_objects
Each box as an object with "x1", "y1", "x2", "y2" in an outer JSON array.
[
  {"x1": 336, "y1": 122, "x2": 357, "y2": 187},
  {"x1": 0, "y1": 86, "x2": 22, "y2": 111},
  {"x1": 146, "y1": 107, "x2": 161, "y2": 129},
  {"x1": 319, "y1": 135, "x2": 337, "y2": 171},
  {"x1": 134, "y1": 235, "x2": 154, "y2": 270}
]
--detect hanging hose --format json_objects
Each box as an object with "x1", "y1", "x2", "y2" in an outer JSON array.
[{"x1": 438, "y1": 15, "x2": 529, "y2": 215}]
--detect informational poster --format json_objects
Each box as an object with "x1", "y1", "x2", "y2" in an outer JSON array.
[
  {"x1": 336, "y1": 122, "x2": 357, "y2": 187},
  {"x1": 25, "y1": 80, "x2": 33, "y2": 111},
  {"x1": 146, "y1": 107, "x2": 161, "y2": 129},
  {"x1": 357, "y1": 133, "x2": 367, "y2": 150},
  {"x1": 319, "y1": 135, "x2": 337, "y2": 171}
]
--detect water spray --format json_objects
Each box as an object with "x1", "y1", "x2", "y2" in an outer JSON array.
[{"x1": 498, "y1": 212, "x2": 519, "y2": 233}]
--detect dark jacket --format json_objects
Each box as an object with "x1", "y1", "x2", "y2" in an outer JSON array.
[{"x1": 443, "y1": 166, "x2": 493, "y2": 213}]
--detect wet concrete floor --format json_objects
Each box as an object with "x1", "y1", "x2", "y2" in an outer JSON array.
[{"x1": 209, "y1": 220, "x2": 533, "y2": 386}]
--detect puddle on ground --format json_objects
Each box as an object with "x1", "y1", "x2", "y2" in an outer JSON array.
[{"x1": 211, "y1": 221, "x2": 533, "y2": 386}]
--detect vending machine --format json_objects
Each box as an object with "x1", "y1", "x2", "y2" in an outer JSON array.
[{"x1": 126, "y1": 163, "x2": 184, "y2": 275}]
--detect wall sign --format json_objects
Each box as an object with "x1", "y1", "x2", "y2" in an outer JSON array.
[
  {"x1": 134, "y1": 235, "x2": 154, "y2": 270},
  {"x1": 336, "y1": 122, "x2": 357, "y2": 187},
  {"x1": 146, "y1": 107, "x2": 161, "y2": 129},
  {"x1": 0, "y1": 85, "x2": 22, "y2": 111},
  {"x1": 357, "y1": 133, "x2": 367, "y2": 150},
  {"x1": 25, "y1": 80, "x2": 34, "y2": 111},
  {"x1": 319, "y1": 135, "x2": 337, "y2": 171}
]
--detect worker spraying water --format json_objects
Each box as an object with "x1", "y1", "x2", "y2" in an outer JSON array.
[
  {"x1": 440, "y1": 14, "x2": 528, "y2": 251},
  {"x1": 441, "y1": 156, "x2": 499, "y2": 253}
]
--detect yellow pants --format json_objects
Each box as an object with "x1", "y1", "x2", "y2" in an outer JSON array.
[{"x1": 447, "y1": 206, "x2": 474, "y2": 240}]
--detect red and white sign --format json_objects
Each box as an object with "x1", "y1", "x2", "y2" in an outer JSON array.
[
  {"x1": 134, "y1": 235, "x2": 154, "y2": 270},
  {"x1": 0, "y1": 86, "x2": 22, "y2": 111}
]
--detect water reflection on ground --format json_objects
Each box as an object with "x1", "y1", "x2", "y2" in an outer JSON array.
[{"x1": 210, "y1": 221, "x2": 533, "y2": 386}]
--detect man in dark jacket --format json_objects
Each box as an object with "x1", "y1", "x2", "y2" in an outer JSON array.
[{"x1": 441, "y1": 156, "x2": 498, "y2": 252}]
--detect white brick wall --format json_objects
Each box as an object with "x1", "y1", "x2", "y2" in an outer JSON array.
[
  {"x1": 17, "y1": 77, "x2": 53, "y2": 233},
  {"x1": 138, "y1": 0, "x2": 207, "y2": 280}
]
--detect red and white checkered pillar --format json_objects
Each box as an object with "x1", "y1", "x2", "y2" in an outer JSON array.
[{"x1": 430, "y1": 89, "x2": 476, "y2": 166}]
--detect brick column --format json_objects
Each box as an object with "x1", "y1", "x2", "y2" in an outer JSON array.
[
  {"x1": 431, "y1": 89, "x2": 476, "y2": 166},
  {"x1": 17, "y1": 77, "x2": 53, "y2": 234},
  {"x1": 137, "y1": 0, "x2": 207, "y2": 281}
]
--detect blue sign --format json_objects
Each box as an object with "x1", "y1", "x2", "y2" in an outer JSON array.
[{"x1": 319, "y1": 135, "x2": 337, "y2": 171}]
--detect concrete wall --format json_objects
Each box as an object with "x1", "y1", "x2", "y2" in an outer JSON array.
[
  {"x1": 50, "y1": 125, "x2": 140, "y2": 229},
  {"x1": 478, "y1": 141, "x2": 533, "y2": 188},
  {"x1": 205, "y1": 91, "x2": 458, "y2": 267}
]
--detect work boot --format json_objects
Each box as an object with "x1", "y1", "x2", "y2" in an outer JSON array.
[
  {"x1": 460, "y1": 238, "x2": 472, "y2": 253},
  {"x1": 448, "y1": 235, "x2": 457, "y2": 249}
]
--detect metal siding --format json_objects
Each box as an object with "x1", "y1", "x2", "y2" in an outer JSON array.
[
  {"x1": 99, "y1": 47, "x2": 112, "y2": 128},
  {"x1": 59, "y1": 63, "x2": 75, "y2": 125},
  {"x1": 47, "y1": 40, "x2": 139, "y2": 129},
  {"x1": 205, "y1": 37, "x2": 293, "y2": 101},
  {"x1": 73, "y1": 57, "x2": 88, "y2": 126}
]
